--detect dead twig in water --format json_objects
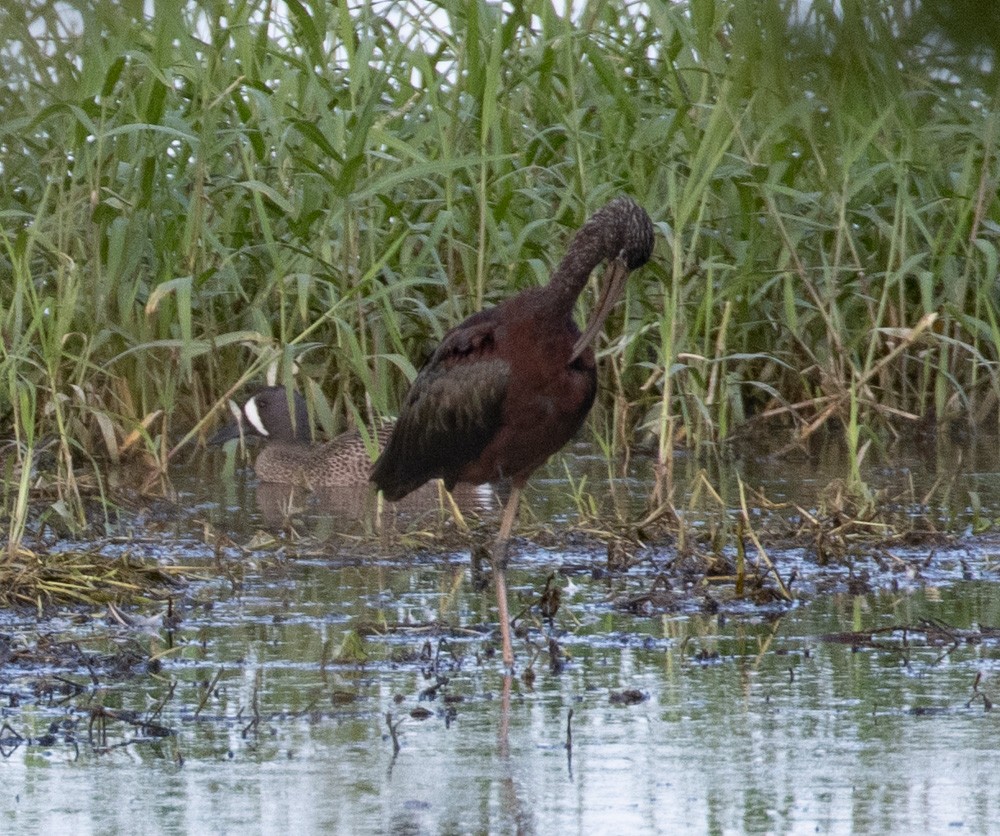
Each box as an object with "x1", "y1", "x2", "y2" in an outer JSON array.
[
  {"x1": 194, "y1": 667, "x2": 224, "y2": 720},
  {"x1": 565, "y1": 707, "x2": 574, "y2": 779},
  {"x1": 738, "y1": 477, "x2": 792, "y2": 601},
  {"x1": 385, "y1": 711, "x2": 403, "y2": 755},
  {"x1": 145, "y1": 680, "x2": 177, "y2": 725},
  {"x1": 242, "y1": 668, "x2": 263, "y2": 739},
  {"x1": 967, "y1": 672, "x2": 994, "y2": 712}
]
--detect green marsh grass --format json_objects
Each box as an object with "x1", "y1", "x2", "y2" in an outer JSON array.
[{"x1": 2, "y1": 0, "x2": 1000, "y2": 565}]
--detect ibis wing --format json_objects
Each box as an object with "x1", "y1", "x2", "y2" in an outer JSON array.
[{"x1": 372, "y1": 318, "x2": 510, "y2": 501}]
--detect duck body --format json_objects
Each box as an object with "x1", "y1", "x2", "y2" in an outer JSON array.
[{"x1": 211, "y1": 387, "x2": 390, "y2": 489}]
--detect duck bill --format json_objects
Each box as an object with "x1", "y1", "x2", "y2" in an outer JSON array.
[
  {"x1": 569, "y1": 257, "x2": 628, "y2": 363},
  {"x1": 209, "y1": 420, "x2": 243, "y2": 445},
  {"x1": 208, "y1": 400, "x2": 246, "y2": 445}
]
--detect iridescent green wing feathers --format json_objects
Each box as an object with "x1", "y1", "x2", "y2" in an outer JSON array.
[{"x1": 371, "y1": 317, "x2": 510, "y2": 500}]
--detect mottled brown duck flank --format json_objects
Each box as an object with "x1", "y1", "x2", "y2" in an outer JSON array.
[{"x1": 212, "y1": 387, "x2": 390, "y2": 489}]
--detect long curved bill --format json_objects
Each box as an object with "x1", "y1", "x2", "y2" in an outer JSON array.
[{"x1": 569, "y1": 256, "x2": 629, "y2": 363}]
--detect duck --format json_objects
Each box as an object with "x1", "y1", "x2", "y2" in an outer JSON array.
[{"x1": 211, "y1": 386, "x2": 391, "y2": 489}]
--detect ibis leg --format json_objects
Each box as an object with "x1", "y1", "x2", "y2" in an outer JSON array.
[{"x1": 492, "y1": 485, "x2": 522, "y2": 670}]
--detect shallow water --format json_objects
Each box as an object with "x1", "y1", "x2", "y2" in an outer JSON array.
[{"x1": 3, "y1": 440, "x2": 1000, "y2": 835}]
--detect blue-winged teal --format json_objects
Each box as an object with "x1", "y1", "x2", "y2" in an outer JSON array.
[{"x1": 212, "y1": 387, "x2": 392, "y2": 489}]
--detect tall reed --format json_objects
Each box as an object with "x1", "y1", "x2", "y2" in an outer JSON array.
[{"x1": 1, "y1": 0, "x2": 999, "y2": 546}]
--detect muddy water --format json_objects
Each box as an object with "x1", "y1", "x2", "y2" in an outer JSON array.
[{"x1": 3, "y1": 440, "x2": 1000, "y2": 834}]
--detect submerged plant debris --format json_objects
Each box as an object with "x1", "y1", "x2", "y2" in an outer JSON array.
[
  {"x1": 0, "y1": 546, "x2": 188, "y2": 609},
  {"x1": 1, "y1": 445, "x2": 999, "y2": 834}
]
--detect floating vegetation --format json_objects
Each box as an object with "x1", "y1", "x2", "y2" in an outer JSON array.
[
  {"x1": 821, "y1": 620, "x2": 1000, "y2": 651},
  {"x1": 0, "y1": 544, "x2": 188, "y2": 609}
]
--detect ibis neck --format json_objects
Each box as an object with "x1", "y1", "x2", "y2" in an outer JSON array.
[{"x1": 543, "y1": 218, "x2": 619, "y2": 316}]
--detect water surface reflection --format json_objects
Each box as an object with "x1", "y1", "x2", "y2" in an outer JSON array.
[{"x1": 2, "y1": 441, "x2": 1000, "y2": 834}]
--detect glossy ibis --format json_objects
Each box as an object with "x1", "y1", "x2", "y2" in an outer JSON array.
[{"x1": 371, "y1": 196, "x2": 655, "y2": 668}]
